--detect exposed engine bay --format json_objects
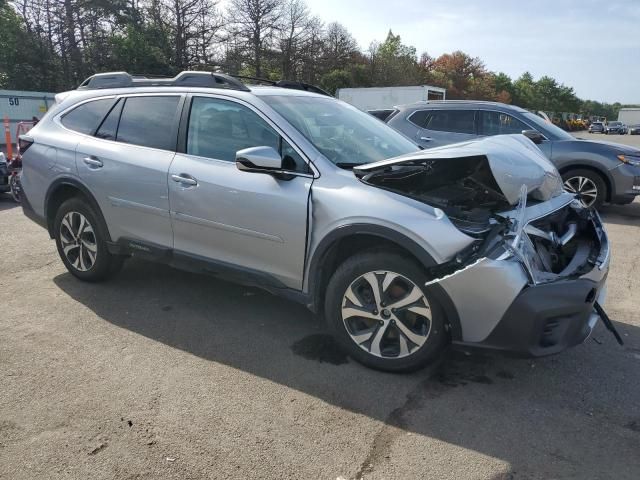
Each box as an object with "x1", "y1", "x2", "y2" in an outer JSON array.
[
  {"x1": 358, "y1": 155, "x2": 511, "y2": 235},
  {"x1": 356, "y1": 155, "x2": 606, "y2": 286}
]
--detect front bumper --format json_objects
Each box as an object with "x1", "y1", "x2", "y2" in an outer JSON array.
[
  {"x1": 610, "y1": 163, "x2": 640, "y2": 202},
  {"x1": 440, "y1": 196, "x2": 611, "y2": 357},
  {"x1": 467, "y1": 275, "x2": 607, "y2": 356}
]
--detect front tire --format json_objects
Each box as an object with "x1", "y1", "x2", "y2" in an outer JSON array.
[
  {"x1": 54, "y1": 197, "x2": 124, "y2": 282},
  {"x1": 562, "y1": 169, "x2": 607, "y2": 208},
  {"x1": 324, "y1": 250, "x2": 448, "y2": 372}
]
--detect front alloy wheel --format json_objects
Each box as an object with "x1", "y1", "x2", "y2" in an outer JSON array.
[
  {"x1": 59, "y1": 211, "x2": 98, "y2": 271},
  {"x1": 563, "y1": 176, "x2": 599, "y2": 208},
  {"x1": 342, "y1": 271, "x2": 432, "y2": 358},
  {"x1": 325, "y1": 251, "x2": 447, "y2": 372}
]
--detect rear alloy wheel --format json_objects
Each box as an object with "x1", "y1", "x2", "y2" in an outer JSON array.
[
  {"x1": 54, "y1": 197, "x2": 124, "y2": 281},
  {"x1": 325, "y1": 251, "x2": 447, "y2": 372},
  {"x1": 59, "y1": 211, "x2": 98, "y2": 272},
  {"x1": 562, "y1": 169, "x2": 606, "y2": 208}
]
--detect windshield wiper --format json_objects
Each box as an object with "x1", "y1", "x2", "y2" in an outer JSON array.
[{"x1": 335, "y1": 162, "x2": 365, "y2": 169}]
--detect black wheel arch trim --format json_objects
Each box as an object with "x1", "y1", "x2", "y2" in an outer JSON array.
[
  {"x1": 44, "y1": 176, "x2": 112, "y2": 240},
  {"x1": 305, "y1": 223, "x2": 463, "y2": 341}
]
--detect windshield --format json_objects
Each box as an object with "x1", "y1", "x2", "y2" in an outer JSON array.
[
  {"x1": 608, "y1": 121, "x2": 621, "y2": 126},
  {"x1": 260, "y1": 95, "x2": 419, "y2": 166},
  {"x1": 521, "y1": 112, "x2": 574, "y2": 141}
]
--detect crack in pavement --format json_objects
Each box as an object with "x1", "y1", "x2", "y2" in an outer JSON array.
[{"x1": 351, "y1": 368, "x2": 450, "y2": 479}]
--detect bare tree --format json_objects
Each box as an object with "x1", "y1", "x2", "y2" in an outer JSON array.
[
  {"x1": 227, "y1": 0, "x2": 283, "y2": 77},
  {"x1": 277, "y1": 0, "x2": 309, "y2": 79}
]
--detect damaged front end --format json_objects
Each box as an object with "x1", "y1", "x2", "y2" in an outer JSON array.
[{"x1": 354, "y1": 135, "x2": 615, "y2": 355}]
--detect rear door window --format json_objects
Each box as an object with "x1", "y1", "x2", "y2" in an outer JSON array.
[
  {"x1": 116, "y1": 96, "x2": 180, "y2": 150},
  {"x1": 424, "y1": 110, "x2": 476, "y2": 134},
  {"x1": 479, "y1": 111, "x2": 529, "y2": 136},
  {"x1": 61, "y1": 98, "x2": 115, "y2": 135}
]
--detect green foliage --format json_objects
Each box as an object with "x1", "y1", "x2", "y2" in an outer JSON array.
[
  {"x1": 369, "y1": 31, "x2": 421, "y2": 86},
  {"x1": 0, "y1": 0, "x2": 623, "y2": 118}
]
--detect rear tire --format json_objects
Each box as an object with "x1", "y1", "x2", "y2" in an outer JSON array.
[
  {"x1": 324, "y1": 250, "x2": 448, "y2": 372},
  {"x1": 561, "y1": 168, "x2": 607, "y2": 209},
  {"x1": 54, "y1": 197, "x2": 124, "y2": 282}
]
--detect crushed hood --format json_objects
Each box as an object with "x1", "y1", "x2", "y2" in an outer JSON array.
[{"x1": 354, "y1": 134, "x2": 564, "y2": 205}]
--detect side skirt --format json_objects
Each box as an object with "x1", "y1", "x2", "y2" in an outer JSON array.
[{"x1": 107, "y1": 238, "x2": 312, "y2": 307}]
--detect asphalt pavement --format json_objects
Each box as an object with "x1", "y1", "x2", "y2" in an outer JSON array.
[{"x1": 1, "y1": 169, "x2": 639, "y2": 479}]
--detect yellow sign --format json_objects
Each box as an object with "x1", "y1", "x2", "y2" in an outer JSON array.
[{"x1": 39, "y1": 105, "x2": 47, "y2": 112}]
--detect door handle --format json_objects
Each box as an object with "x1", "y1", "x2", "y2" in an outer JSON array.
[
  {"x1": 83, "y1": 156, "x2": 103, "y2": 168},
  {"x1": 419, "y1": 136, "x2": 433, "y2": 142},
  {"x1": 171, "y1": 174, "x2": 198, "y2": 186}
]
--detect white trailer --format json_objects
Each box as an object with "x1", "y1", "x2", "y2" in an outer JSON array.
[
  {"x1": 618, "y1": 108, "x2": 640, "y2": 125},
  {"x1": 337, "y1": 85, "x2": 446, "y2": 112},
  {"x1": 1, "y1": 90, "x2": 55, "y2": 147}
]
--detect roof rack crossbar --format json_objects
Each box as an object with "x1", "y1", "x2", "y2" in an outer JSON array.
[{"x1": 77, "y1": 71, "x2": 251, "y2": 92}]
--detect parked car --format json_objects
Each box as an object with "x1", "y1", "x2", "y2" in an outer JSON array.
[
  {"x1": 19, "y1": 72, "x2": 611, "y2": 372},
  {"x1": 588, "y1": 122, "x2": 605, "y2": 133},
  {"x1": 604, "y1": 121, "x2": 626, "y2": 135},
  {"x1": 367, "y1": 109, "x2": 397, "y2": 122},
  {"x1": 628, "y1": 124, "x2": 640, "y2": 135},
  {"x1": 0, "y1": 152, "x2": 9, "y2": 196},
  {"x1": 385, "y1": 101, "x2": 640, "y2": 207}
]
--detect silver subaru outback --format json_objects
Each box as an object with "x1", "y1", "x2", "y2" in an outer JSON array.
[{"x1": 19, "y1": 71, "x2": 613, "y2": 372}]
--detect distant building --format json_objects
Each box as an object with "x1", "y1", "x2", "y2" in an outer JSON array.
[{"x1": 1, "y1": 90, "x2": 56, "y2": 146}]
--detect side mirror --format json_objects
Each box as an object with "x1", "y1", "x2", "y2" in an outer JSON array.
[
  {"x1": 236, "y1": 146, "x2": 283, "y2": 171},
  {"x1": 522, "y1": 129, "x2": 545, "y2": 144},
  {"x1": 236, "y1": 146, "x2": 296, "y2": 180}
]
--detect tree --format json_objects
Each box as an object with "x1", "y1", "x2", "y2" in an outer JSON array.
[
  {"x1": 321, "y1": 22, "x2": 357, "y2": 72},
  {"x1": 276, "y1": 0, "x2": 310, "y2": 79},
  {"x1": 369, "y1": 30, "x2": 420, "y2": 86},
  {"x1": 428, "y1": 51, "x2": 494, "y2": 100},
  {"x1": 227, "y1": 0, "x2": 283, "y2": 77}
]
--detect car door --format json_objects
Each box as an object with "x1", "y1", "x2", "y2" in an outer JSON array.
[
  {"x1": 168, "y1": 95, "x2": 313, "y2": 290},
  {"x1": 75, "y1": 94, "x2": 183, "y2": 247},
  {"x1": 410, "y1": 109, "x2": 478, "y2": 148}
]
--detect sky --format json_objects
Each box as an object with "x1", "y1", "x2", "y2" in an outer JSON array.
[{"x1": 306, "y1": 0, "x2": 640, "y2": 104}]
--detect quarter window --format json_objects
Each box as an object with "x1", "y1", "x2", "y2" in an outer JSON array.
[
  {"x1": 61, "y1": 98, "x2": 115, "y2": 135},
  {"x1": 424, "y1": 110, "x2": 476, "y2": 134},
  {"x1": 95, "y1": 99, "x2": 123, "y2": 141},
  {"x1": 116, "y1": 96, "x2": 180, "y2": 150},
  {"x1": 186, "y1": 97, "x2": 309, "y2": 173},
  {"x1": 479, "y1": 111, "x2": 528, "y2": 136}
]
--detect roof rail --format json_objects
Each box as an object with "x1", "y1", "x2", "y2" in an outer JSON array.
[
  {"x1": 233, "y1": 75, "x2": 332, "y2": 97},
  {"x1": 77, "y1": 71, "x2": 251, "y2": 92}
]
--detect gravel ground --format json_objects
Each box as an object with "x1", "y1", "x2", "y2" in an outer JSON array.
[{"x1": 1, "y1": 193, "x2": 639, "y2": 480}]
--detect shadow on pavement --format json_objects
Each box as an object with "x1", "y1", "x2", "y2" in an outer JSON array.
[{"x1": 53, "y1": 258, "x2": 640, "y2": 479}]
